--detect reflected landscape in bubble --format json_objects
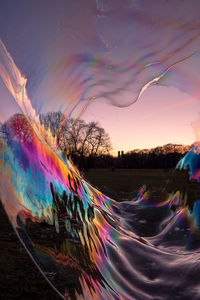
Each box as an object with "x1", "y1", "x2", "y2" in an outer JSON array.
[{"x1": 1, "y1": 1, "x2": 200, "y2": 299}]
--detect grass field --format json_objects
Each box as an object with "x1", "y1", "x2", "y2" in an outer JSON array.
[
  {"x1": 0, "y1": 202, "x2": 61, "y2": 300},
  {"x1": 0, "y1": 168, "x2": 197, "y2": 299},
  {"x1": 85, "y1": 168, "x2": 187, "y2": 200}
]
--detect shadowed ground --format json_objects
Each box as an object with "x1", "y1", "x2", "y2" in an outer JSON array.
[
  {"x1": 0, "y1": 202, "x2": 61, "y2": 300},
  {"x1": 85, "y1": 168, "x2": 195, "y2": 202},
  {"x1": 0, "y1": 168, "x2": 199, "y2": 299}
]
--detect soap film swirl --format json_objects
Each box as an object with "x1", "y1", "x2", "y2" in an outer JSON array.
[
  {"x1": 1, "y1": 2, "x2": 200, "y2": 299},
  {"x1": 2, "y1": 113, "x2": 200, "y2": 300}
]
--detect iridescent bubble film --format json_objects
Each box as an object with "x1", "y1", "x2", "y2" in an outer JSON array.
[{"x1": 1, "y1": 1, "x2": 200, "y2": 299}]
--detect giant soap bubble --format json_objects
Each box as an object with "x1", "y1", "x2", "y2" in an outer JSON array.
[{"x1": 1, "y1": 1, "x2": 200, "y2": 299}]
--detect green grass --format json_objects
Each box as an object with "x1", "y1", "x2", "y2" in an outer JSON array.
[
  {"x1": 85, "y1": 168, "x2": 200, "y2": 210},
  {"x1": 85, "y1": 168, "x2": 177, "y2": 200}
]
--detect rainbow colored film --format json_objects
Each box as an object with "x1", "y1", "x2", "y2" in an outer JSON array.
[{"x1": 1, "y1": 1, "x2": 200, "y2": 299}]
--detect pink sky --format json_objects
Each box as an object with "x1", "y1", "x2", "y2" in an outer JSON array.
[
  {"x1": 1, "y1": 76, "x2": 198, "y2": 156},
  {"x1": 0, "y1": 73, "x2": 199, "y2": 157},
  {"x1": 82, "y1": 85, "x2": 199, "y2": 155}
]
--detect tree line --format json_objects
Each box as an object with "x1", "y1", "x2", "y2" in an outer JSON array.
[
  {"x1": 39, "y1": 112, "x2": 112, "y2": 170},
  {"x1": 0, "y1": 112, "x2": 188, "y2": 170},
  {"x1": 39, "y1": 112, "x2": 189, "y2": 170},
  {"x1": 117, "y1": 151, "x2": 186, "y2": 169}
]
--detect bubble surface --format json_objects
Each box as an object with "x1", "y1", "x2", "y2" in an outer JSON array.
[{"x1": 1, "y1": 1, "x2": 200, "y2": 299}]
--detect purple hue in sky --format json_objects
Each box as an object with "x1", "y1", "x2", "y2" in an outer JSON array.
[{"x1": 1, "y1": 0, "x2": 200, "y2": 153}]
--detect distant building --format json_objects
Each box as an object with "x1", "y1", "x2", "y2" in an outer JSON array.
[{"x1": 118, "y1": 151, "x2": 120, "y2": 159}]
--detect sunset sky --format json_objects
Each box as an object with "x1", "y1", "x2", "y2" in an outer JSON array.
[
  {"x1": 1, "y1": 0, "x2": 200, "y2": 155},
  {"x1": 82, "y1": 85, "x2": 199, "y2": 154}
]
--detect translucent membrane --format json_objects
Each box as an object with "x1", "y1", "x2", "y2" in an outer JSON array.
[
  {"x1": 1, "y1": 1, "x2": 200, "y2": 299},
  {"x1": 31, "y1": 0, "x2": 200, "y2": 116}
]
